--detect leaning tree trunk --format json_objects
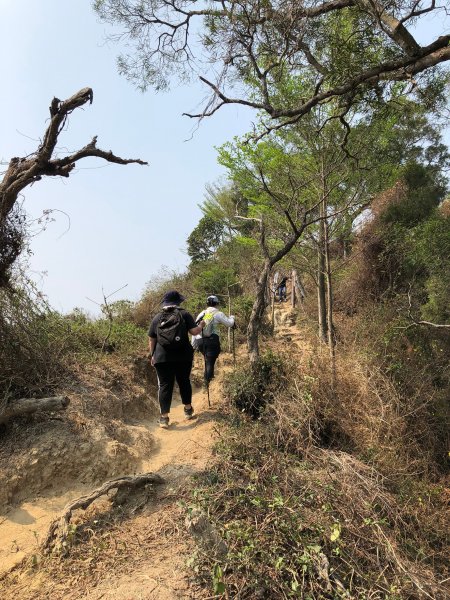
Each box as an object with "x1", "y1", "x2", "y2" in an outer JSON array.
[
  {"x1": 247, "y1": 259, "x2": 272, "y2": 362},
  {"x1": 244, "y1": 212, "x2": 309, "y2": 362}
]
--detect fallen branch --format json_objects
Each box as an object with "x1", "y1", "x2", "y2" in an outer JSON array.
[
  {"x1": 42, "y1": 472, "x2": 165, "y2": 555},
  {"x1": 0, "y1": 395, "x2": 69, "y2": 425}
]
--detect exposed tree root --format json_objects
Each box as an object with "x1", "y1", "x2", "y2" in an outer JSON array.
[{"x1": 42, "y1": 472, "x2": 165, "y2": 555}]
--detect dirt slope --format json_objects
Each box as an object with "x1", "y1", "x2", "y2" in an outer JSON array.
[
  {"x1": 0, "y1": 352, "x2": 225, "y2": 599},
  {"x1": 1, "y1": 304, "x2": 303, "y2": 599}
]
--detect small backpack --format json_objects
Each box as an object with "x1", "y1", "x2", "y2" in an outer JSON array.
[
  {"x1": 201, "y1": 307, "x2": 218, "y2": 337},
  {"x1": 156, "y1": 308, "x2": 188, "y2": 350}
]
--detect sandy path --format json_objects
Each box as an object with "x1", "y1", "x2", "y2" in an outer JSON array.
[
  {"x1": 140, "y1": 377, "x2": 217, "y2": 476},
  {"x1": 0, "y1": 356, "x2": 218, "y2": 580}
]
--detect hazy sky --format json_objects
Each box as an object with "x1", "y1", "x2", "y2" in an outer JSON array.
[{"x1": 0, "y1": 1, "x2": 448, "y2": 314}]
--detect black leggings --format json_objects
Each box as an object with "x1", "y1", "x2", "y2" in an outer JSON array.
[
  {"x1": 197, "y1": 334, "x2": 221, "y2": 383},
  {"x1": 154, "y1": 359, "x2": 193, "y2": 414}
]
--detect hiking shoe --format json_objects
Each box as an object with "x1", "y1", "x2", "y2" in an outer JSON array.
[
  {"x1": 184, "y1": 406, "x2": 195, "y2": 420},
  {"x1": 158, "y1": 416, "x2": 169, "y2": 429}
]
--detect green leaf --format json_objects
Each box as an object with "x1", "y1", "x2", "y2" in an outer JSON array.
[
  {"x1": 214, "y1": 581, "x2": 226, "y2": 594},
  {"x1": 330, "y1": 523, "x2": 341, "y2": 542}
]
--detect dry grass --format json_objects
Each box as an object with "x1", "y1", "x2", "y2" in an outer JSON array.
[{"x1": 190, "y1": 346, "x2": 449, "y2": 599}]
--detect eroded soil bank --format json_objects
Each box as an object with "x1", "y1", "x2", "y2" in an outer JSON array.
[{"x1": 0, "y1": 353, "x2": 217, "y2": 590}]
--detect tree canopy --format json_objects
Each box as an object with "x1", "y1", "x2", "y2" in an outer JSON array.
[{"x1": 95, "y1": 0, "x2": 450, "y2": 133}]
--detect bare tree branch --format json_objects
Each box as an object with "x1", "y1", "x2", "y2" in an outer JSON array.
[
  {"x1": 187, "y1": 36, "x2": 450, "y2": 122},
  {"x1": 402, "y1": 287, "x2": 450, "y2": 330},
  {"x1": 0, "y1": 88, "x2": 147, "y2": 286},
  {"x1": 97, "y1": 1, "x2": 450, "y2": 137}
]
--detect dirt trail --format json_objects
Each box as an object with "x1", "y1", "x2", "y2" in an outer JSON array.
[
  {"x1": 1, "y1": 308, "x2": 307, "y2": 599},
  {"x1": 273, "y1": 301, "x2": 312, "y2": 358},
  {"x1": 0, "y1": 355, "x2": 218, "y2": 586}
]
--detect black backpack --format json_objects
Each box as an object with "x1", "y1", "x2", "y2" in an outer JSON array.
[{"x1": 156, "y1": 308, "x2": 188, "y2": 350}]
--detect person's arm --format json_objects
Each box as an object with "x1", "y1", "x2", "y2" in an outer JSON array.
[
  {"x1": 148, "y1": 336, "x2": 157, "y2": 365},
  {"x1": 215, "y1": 311, "x2": 235, "y2": 328},
  {"x1": 189, "y1": 321, "x2": 205, "y2": 336},
  {"x1": 148, "y1": 315, "x2": 158, "y2": 365},
  {"x1": 185, "y1": 310, "x2": 205, "y2": 336}
]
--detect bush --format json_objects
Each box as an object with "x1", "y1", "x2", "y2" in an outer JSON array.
[
  {"x1": 0, "y1": 286, "x2": 72, "y2": 400},
  {"x1": 0, "y1": 284, "x2": 147, "y2": 406},
  {"x1": 67, "y1": 317, "x2": 145, "y2": 357},
  {"x1": 185, "y1": 263, "x2": 239, "y2": 314},
  {"x1": 231, "y1": 294, "x2": 253, "y2": 333},
  {"x1": 132, "y1": 267, "x2": 190, "y2": 328},
  {"x1": 382, "y1": 163, "x2": 445, "y2": 227},
  {"x1": 223, "y1": 351, "x2": 286, "y2": 418}
]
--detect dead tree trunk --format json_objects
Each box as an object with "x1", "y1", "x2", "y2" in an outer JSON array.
[
  {"x1": 293, "y1": 269, "x2": 306, "y2": 303},
  {"x1": 291, "y1": 269, "x2": 296, "y2": 307},
  {"x1": 0, "y1": 88, "x2": 147, "y2": 286},
  {"x1": 0, "y1": 396, "x2": 69, "y2": 424}
]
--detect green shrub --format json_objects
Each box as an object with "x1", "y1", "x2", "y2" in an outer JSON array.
[
  {"x1": 0, "y1": 286, "x2": 72, "y2": 399},
  {"x1": 0, "y1": 284, "x2": 147, "y2": 403},
  {"x1": 382, "y1": 163, "x2": 445, "y2": 227},
  {"x1": 223, "y1": 351, "x2": 286, "y2": 417}
]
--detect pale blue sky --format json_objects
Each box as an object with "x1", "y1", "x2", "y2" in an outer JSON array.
[
  {"x1": 0, "y1": 1, "x2": 448, "y2": 314},
  {"x1": 0, "y1": 0, "x2": 253, "y2": 313}
]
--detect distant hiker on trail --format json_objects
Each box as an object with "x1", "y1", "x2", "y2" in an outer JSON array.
[
  {"x1": 277, "y1": 275, "x2": 290, "y2": 302},
  {"x1": 192, "y1": 295, "x2": 235, "y2": 384},
  {"x1": 148, "y1": 290, "x2": 205, "y2": 429}
]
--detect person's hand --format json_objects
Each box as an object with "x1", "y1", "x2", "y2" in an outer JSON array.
[{"x1": 199, "y1": 320, "x2": 206, "y2": 329}]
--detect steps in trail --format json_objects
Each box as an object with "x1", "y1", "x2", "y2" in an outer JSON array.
[
  {"x1": 273, "y1": 305, "x2": 297, "y2": 327},
  {"x1": 271, "y1": 302, "x2": 307, "y2": 353}
]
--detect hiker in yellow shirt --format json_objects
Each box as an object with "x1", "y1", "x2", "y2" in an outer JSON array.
[{"x1": 192, "y1": 295, "x2": 235, "y2": 384}]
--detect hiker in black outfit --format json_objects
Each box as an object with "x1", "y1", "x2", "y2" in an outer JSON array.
[
  {"x1": 277, "y1": 276, "x2": 290, "y2": 302},
  {"x1": 193, "y1": 295, "x2": 235, "y2": 384},
  {"x1": 148, "y1": 290, "x2": 205, "y2": 429}
]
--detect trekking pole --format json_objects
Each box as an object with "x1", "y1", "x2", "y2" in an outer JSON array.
[
  {"x1": 201, "y1": 327, "x2": 211, "y2": 408},
  {"x1": 232, "y1": 325, "x2": 236, "y2": 368}
]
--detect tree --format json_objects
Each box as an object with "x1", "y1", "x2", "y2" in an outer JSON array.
[
  {"x1": 0, "y1": 88, "x2": 147, "y2": 287},
  {"x1": 95, "y1": 0, "x2": 450, "y2": 132},
  {"x1": 215, "y1": 131, "x2": 366, "y2": 359},
  {"x1": 213, "y1": 83, "x2": 450, "y2": 359},
  {"x1": 187, "y1": 215, "x2": 225, "y2": 263}
]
